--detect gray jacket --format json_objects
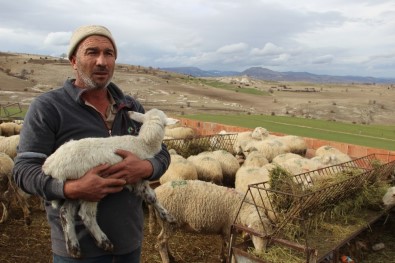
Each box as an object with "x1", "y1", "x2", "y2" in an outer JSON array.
[{"x1": 13, "y1": 79, "x2": 170, "y2": 257}]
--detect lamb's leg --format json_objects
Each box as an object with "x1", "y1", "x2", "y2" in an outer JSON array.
[
  {"x1": 156, "y1": 219, "x2": 174, "y2": 263},
  {"x1": 78, "y1": 201, "x2": 113, "y2": 252},
  {"x1": 60, "y1": 200, "x2": 81, "y2": 258},
  {"x1": 129, "y1": 181, "x2": 176, "y2": 224},
  {"x1": 0, "y1": 201, "x2": 8, "y2": 223},
  {"x1": 0, "y1": 189, "x2": 11, "y2": 223},
  {"x1": 1, "y1": 182, "x2": 31, "y2": 225},
  {"x1": 13, "y1": 187, "x2": 31, "y2": 225},
  {"x1": 148, "y1": 204, "x2": 156, "y2": 235}
]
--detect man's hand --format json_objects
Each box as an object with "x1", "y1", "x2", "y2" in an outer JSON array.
[
  {"x1": 63, "y1": 163, "x2": 126, "y2": 202},
  {"x1": 103, "y1": 150, "x2": 153, "y2": 184}
]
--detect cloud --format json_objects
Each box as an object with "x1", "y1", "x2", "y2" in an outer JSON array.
[
  {"x1": 1, "y1": 0, "x2": 395, "y2": 77},
  {"x1": 216, "y1": 43, "x2": 248, "y2": 54},
  {"x1": 251, "y1": 43, "x2": 284, "y2": 56},
  {"x1": 44, "y1": 32, "x2": 71, "y2": 46},
  {"x1": 312, "y1": 55, "x2": 334, "y2": 64}
]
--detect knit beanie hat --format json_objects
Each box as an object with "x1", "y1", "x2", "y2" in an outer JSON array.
[{"x1": 67, "y1": 25, "x2": 117, "y2": 60}]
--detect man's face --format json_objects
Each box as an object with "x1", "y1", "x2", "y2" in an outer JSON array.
[{"x1": 71, "y1": 35, "x2": 116, "y2": 90}]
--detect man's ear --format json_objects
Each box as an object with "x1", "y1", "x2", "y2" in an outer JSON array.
[{"x1": 70, "y1": 56, "x2": 77, "y2": 70}]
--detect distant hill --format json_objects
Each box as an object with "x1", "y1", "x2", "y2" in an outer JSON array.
[
  {"x1": 160, "y1": 66, "x2": 239, "y2": 77},
  {"x1": 161, "y1": 66, "x2": 395, "y2": 84}
]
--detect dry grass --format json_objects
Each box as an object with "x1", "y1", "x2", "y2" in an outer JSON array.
[{"x1": 1, "y1": 52, "x2": 395, "y2": 125}]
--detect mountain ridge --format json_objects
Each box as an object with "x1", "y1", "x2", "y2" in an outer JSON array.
[{"x1": 161, "y1": 66, "x2": 395, "y2": 84}]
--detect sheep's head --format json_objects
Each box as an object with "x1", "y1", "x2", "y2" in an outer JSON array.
[
  {"x1": 247, "y1": 217, "x2": 272, "y2": 252},
  {"x1": 383, "y1": 187, "x2": 395, "y2": 207},
  {"x1": 128, "y1": 109, "x2": 179, "y2": 127},
  {"x1": 251, "y1": 127, "x2": 269, "y2": 140}
]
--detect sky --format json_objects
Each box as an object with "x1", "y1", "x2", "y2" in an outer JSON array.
[{"x1": 1, "y1": 0, "x2": 395, "y2": 78}]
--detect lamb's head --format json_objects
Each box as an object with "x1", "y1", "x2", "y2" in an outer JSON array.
[
  {"x1": 128, "y1": 109, "x2": 179, "y2": 144},
  {"x1": 383, "y1": 186, "x2": 395, "y2": 207},
  {"x1": 128, "y1": 109, "x2": 179, "y2": 127}
]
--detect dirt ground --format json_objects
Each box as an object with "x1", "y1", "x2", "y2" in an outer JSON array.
[
  {"x1": 1, "y1": 53, "x2": 395, "y2": 263},
  {"x1": 1, "y1": 196, "x2": 395, "y2": 263},
  {"x1": 0, "y1": 197, "x2": 224, "y2": 263}
]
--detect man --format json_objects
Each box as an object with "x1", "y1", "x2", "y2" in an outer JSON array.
[{"x1": 13, "y1": 25, "x2": 170, "y2": 262}]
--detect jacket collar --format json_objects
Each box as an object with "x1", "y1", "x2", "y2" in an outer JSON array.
[{"x1": 64, "y1": 79, "x2": 130, "y2": 109}]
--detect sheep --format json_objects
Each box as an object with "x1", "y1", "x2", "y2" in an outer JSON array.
[
  {"x1": 313, "y1": 145, "x2": 352, "y2": 166},
  {"x1": 272, "y1": 152, "x2": 304, "y2": 166},
  {"x1": 311, "y1": 154, "x2": 351, "y2": 167},
  {"x1": 198, "y1": 150, "x2": 240, "y2": 187},
  {"x1": 315, "y1": 145, "x2": 344, "y2": 156},
  {"x1": 0, "y1": 122, "x2": 23, "y2": 137},
  {"x1": 42, "y1": 108, "x2": 179, "y2": 258},
  {"x1": 0, "y1": 135, "x2": 20, "y2": 159},
  {"x1": 235, "y1": 161, "x2": 277, "y2": 222},
  {"x1": 209, "y1": 131, "x2": 237, "y2": 154},
  {"x1": 164, "y1": 126, "x2": 196, "y2": 139},
  {"x1": 276, "y1": 135, "x2": 307, "y2": 155},
  {"x1": 314, "y1": 145, "x2": 352, "y2": 164},
  {"x1": 152, "y1": 180, "x2": 272, "y2": 263},
  {"x1": 0, "y1": 152, "x2": 31, "y2": 225},
  {"x1": 159, "y1": 152, "x2": 198, "y2": 185},
  {"x1": 250, "y1": 126, "x2": 270, "y2": 140},
  {"x1": 243, "y1": 138, "x2": 289, "y2": 162},
  {"x1": 274, "y1": 156, "x2": 324, "y2": 176},
  {"x1": 233, "y1": 127, "x2": 268, "y2": 154},
  {"x1": 187, "y1": 154, "x2": 223, "y2": 185},
  {"x1": 242, "y1": 151, "x2": 269, "y2": 167},
  {"x1": 383, "y1": 187, "x2": 395, "y2": 207}
]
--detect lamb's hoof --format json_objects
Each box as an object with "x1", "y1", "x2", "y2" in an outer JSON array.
[
  {"x1": 159, "y1": 212, "x2": 176, "y2": 224},
  {"x1": 168, "y1": 215, "x2": 177, "y2": 225},
  {"x1": 97, "y1": 239, "x2": 114, "y2": 252},
  {"x1": 67, "y1": 243, "x2": 82, "y2": 258}
]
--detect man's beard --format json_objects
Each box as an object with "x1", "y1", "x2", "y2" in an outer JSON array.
[{"x1": 77, "y1": 68, "x2": 111, "y2": 90}]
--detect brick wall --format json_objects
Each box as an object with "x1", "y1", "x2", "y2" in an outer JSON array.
[{"x1": 177, "y1": 118, "x2": 395, "y2": 163}]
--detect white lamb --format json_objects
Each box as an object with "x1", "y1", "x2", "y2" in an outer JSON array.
[
  {"x1": 42, "y1": 108, "x2": 178, "y2": 258},
  {"x1": 152, "y1": 180, "x2": 272, "y2": 263}
]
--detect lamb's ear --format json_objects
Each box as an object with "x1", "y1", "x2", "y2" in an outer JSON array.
[
  {"x1": 165, "y1": 118, "x2": 179, "y2": 126},
  {"x1": 128, "y1": 111, "x2": 146, "y2": 123}
]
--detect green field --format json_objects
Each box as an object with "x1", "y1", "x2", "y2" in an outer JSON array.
[{"x1": 181, "y1": 114, "x2": 395, "y2": 151}]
